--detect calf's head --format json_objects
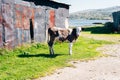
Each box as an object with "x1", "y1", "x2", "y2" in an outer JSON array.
[
  {"x1": 76, "y1": 27, "x2": 82, "y2": 37},
  {"x1": 72, "y1": 27, "x2": 82, "y2": 38}
]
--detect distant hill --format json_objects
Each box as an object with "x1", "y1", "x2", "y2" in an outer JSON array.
[{"x1": 69, "y1": 6, "x2": 120, "y2": 20}]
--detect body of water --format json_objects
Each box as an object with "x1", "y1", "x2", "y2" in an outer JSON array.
[{"x1": 69, "y1": 19, "x2": 112, "y2": 27}]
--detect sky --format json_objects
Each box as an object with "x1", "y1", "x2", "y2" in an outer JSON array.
[{"x1": 57, "y1": 0, "x2": 120, "y2": 13}]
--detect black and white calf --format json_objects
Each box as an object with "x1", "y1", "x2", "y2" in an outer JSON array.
[{"x1": 47, "y1": 27, "x2": 81, "y2": 56}]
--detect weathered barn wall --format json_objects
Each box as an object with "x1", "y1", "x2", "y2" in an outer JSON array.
[
  {"x1": 0, "y1": 0, "x2": 69, "y2": 48},
  {"x1": 55, "y1": 8, "x2": 69, "y2": 28},
  {"x1": 15, "y1": 3, "x2": 35, "y2": 45},
  {"x1": 2, "y1": 1, "x2": 17, "y2": 48},
  {"x1": 2, "y1": 0, "x2": 15, "y2": 4},
  {"x1": 34, "y1": 7, "x2": 46, "y2": 42},
  {"x1": 24, "y1": 0, "x2": 70, "y2": 29},
  {"x1": 112, "y1": 11, "x2": 120, "y2": 31},
  {"x1": 0, "y1": 0, "x2": 36, "y2": 48},
  {"x1": 49, "y1": 10, "x2": 55, "y2": 28},
  {"x1": 0, "y1": 0, "x2": 3, "y2": 47}
]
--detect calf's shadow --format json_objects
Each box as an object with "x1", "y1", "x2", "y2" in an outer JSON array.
[{"x1": 18, "y1": 53, "x2": 64, "y2": 58}]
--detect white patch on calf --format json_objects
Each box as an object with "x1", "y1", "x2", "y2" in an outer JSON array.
[
  {"x1": 76, "y1": 27, "x2": 82, "y2": 36},
  {"x1": 68, "y1": 28, "x2": 72, "y2": 35}
]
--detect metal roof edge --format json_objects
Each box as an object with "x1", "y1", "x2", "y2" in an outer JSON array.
[{"x1": 47, "y1": 0, "x2": 71, "y2": 6}]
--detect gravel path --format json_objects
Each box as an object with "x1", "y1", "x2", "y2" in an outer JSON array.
[
  {"x1": 35, "y1": 35, "x2": 120, "y2": 80},
  {"x1": 40, "y1": 58, "x2": 120, "y2": 80},
  {"x1": 35, "y1": 44, "x2": 120, "y2": 80}
]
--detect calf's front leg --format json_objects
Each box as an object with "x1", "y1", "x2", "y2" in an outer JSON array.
[
  {"x1": 69, "y1": 43, "x2": 73, "y2": 55},
  {"x1": 48, "y1": 41, "x2": 54, "y2": 56}
]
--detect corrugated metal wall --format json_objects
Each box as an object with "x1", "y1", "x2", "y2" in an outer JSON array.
[
  {"x1": 0, "y1": 1, "x2": 36, "y2": 48},
  {"x1": 15, "y1": 4, "x2": 35, "y2": 45},
  {"x1": 55, "y1": 8, "x2": 69, "y2": 28},
  {"x1": 2, "y1": 1, "x2": 16, "y2": 48},
  {"x1": 34, "y1": 7, "x2": 46, "y2": 42},
  {"x1": 0, "y1": 0, "x2": 3, "y2": 47},
  {"x1": 0, "y1": 0, "x2": 69, "y2": 49}
]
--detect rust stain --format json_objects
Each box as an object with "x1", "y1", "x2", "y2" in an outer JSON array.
[
  {"x1": 0, "y1": 31, "x2": 2, "y2": 47},
  {"x1": 49, "y1": 10, "x2": 55, "y2": 28},
  {"x1": 15, "y1": 4, "x2": 23, "y2": 28},
  {"x1": 0, "y1": 14, "x2": 2, "y2": 24},
  {"x1": 15, "y1": 10, "x2": 22, "y2": 28},
  {"x1": 14, "y1": 4, "x2": 35, "y2": 46},
  {"x1": 22, "y1": 6, "x2": 30, "y2": 30},
  {"x1": 15, "y1": 4, "x2": 35, "y2": 30},
  {"x1": 22, "y1": 14, "x2": 29, "y2": 30}
]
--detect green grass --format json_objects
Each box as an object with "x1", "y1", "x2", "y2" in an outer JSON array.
[
  {"x1": 0, "y1": 37, "x2": 112, "y2": 80},
  {"x1": 83, "y1": 26, "x2": 113, "y2": 34},
  {"x1": 82, "y1": 25, "x2": 120, "y2": 43}
]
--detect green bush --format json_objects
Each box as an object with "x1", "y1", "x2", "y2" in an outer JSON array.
[{"x1": 104, "y1": 22, "x2": 114, "y2": 32}]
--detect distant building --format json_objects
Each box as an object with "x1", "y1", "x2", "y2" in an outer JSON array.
[
  {"x1": 0, "y1": 0, "x2": 70, "y2": 48},
  {"x1": 112, "y1": 11, "x2": 120, "y2": 31}
]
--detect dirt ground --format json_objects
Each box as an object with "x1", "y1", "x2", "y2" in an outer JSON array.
[{"x1": 35, "y1": 35, "x2": 120, "y2": 80}]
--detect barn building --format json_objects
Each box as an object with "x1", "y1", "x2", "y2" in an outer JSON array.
[{"x1": 0, "y1": 0, "x2": 70, "y2": 48}]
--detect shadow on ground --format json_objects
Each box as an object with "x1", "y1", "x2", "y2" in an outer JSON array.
[
  {"x1": 82, "y1": 26, "x2": 114, "y2": 34},
  {"x1": 18, "y1": 53, "x2": 66, "y2": 58}
]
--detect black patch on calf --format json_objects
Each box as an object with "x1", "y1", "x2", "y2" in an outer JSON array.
[
  {"x1": 72, "y1": 28, "x2": 77, "y2": 36},
  {"x1": 67, "y1": 28, "x2": 79, "y2": 42},
  {"x1": 48, "y1": 28, "x2": 59, "y2": 37}
]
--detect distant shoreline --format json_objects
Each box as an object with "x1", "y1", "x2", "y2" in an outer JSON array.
[
  {"x1": 69, "y1": 19, "x2": 112, "y2": 27},
  {"x1": 69, "y1": 6, "x2": 120, "y2": 21}
]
